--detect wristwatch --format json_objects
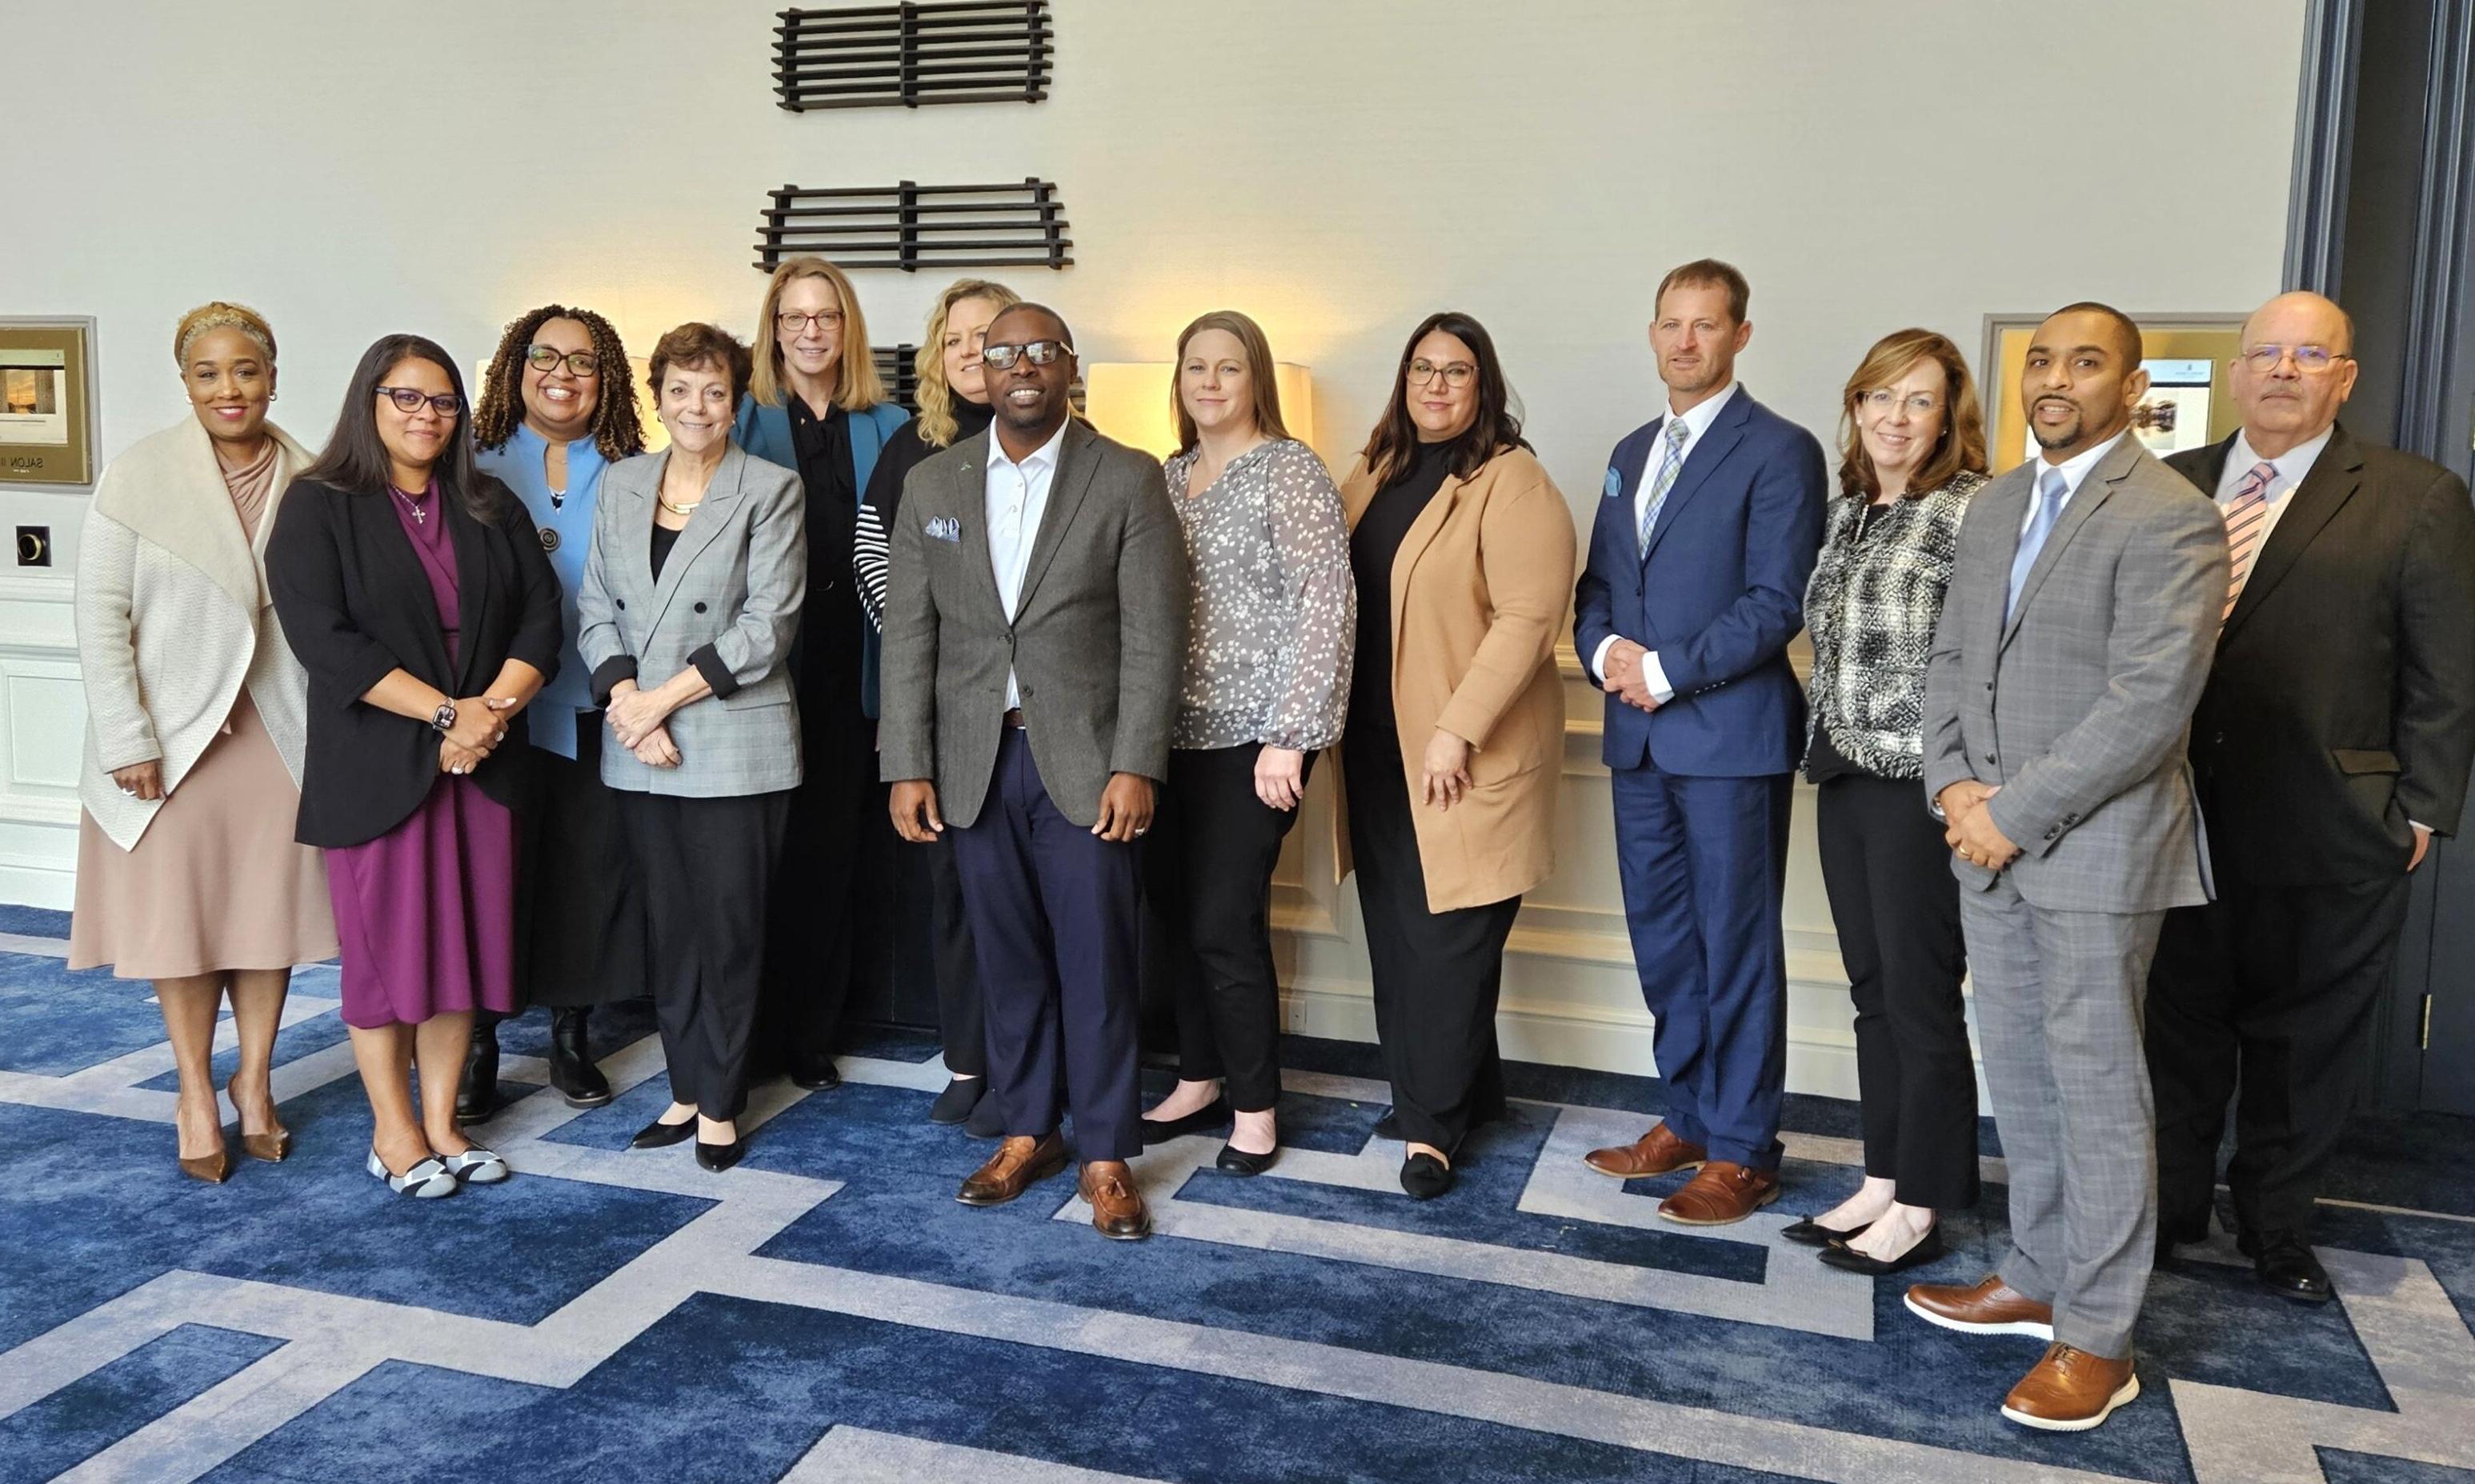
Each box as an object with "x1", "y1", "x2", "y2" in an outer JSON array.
[{"x1": 431, "y1": 701, "x2": 458, "y2": 735}]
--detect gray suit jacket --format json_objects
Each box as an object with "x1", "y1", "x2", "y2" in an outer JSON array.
[
  {"x1": 577, "y1": 442, "x2": 807, "y2": 798},
  {"x1": 879, "y1": 419, "x2": 1188, "y2": 828},
  {"x1": 1921, "y1": 433, "x2": 2228, "y2": 913}
]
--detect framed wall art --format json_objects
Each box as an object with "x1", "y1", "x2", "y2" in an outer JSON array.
[{"x1": 0, "y1": 316, "x2": 99, "y2": 490}]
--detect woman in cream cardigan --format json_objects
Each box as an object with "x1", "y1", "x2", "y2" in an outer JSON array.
[
  {"x1": 1338, "y1": 310, "x2": 1576, "y2": 1199},
  {"x1": 70, "y1": 302, "x2": 338, "y2": 1183}
]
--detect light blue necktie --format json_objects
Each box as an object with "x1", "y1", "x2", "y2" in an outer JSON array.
[
  {"x1": 1637, "y1": 417, "x2": 1692, "y2": 556},
  {"x1": 2005, "y1": 467, "x2": 2069, "y2": 624}
]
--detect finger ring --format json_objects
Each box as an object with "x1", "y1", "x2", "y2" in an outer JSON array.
[
  {"x1": 118, "y1": 786, "x2": 136, "y2": 797},
  {"x1": 1135, "y1": 827, "x2": 1148, "y2": 837}
]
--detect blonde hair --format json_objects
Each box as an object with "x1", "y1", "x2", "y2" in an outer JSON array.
[
  {"x1": 749, "y1": 257, "x2": 887, "y2": 410},
  {"x1": 1171, "y1": 310, "x2": 1289, "y2": 454},
  {"x1": 914, "y1": 278, "x2": 1021, "y2": 447},
  {"x1": 1835, "y1": 328, "x2": 1988, "y2": 500},
  {"x1": 173, "y1": 301, "x2": 275, "y2": 367}
]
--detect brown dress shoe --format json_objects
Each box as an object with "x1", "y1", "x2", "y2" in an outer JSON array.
[
  {"x1": 1079, "y1": 1160, "x2": 1152, "y2": 1240},
  {"x1": 1904, "y1": 1273, "x2": 2055, "y2": 1339},
  {"x1": 1584, "y1": 1122, "x2": 1708, "y2": 1178},
  {"x1": 956, "y1": 1132, "x2": 1067, "y2": 1206},
  {"x1": 2000, "y1": 1343, "x2": 2139, "y2": 1431},
  {"x1": 1656, "y1": 1161, "x2": 1779, "y2": 1224}
]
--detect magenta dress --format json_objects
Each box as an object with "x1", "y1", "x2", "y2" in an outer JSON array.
[{"x1": 322, "y1": 485, "x2": 518, "y2": 1029}]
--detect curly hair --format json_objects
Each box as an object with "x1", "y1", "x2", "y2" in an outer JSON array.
[
  {"x1": 647, "y1": 322, "x2": 755, "y2": 408},
  {"x1": 471, "y1": 304, "x2": 647, "y2": 462},
  {"x1": 914, "y1": 278, "x2": 1020, "y2": 447},
  {"x1": 173, "y1": 301, "x2": 275, "y2": 367}
]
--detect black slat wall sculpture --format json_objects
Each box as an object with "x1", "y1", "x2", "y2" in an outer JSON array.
[
  {"x1": 871, "y1": 345, "x2": 921, "y2": 410},
  {"x1": 773, "y1": 2, "x2": 1052, "y2": 111},
  {"x1": 755, "y1": 178, "x2": 1074, "y2": 273}
]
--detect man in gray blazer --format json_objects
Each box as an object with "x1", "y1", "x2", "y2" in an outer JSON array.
[
  {"x1": 1907, "y1": 303, "x2": 2227, "y2": 1432},
  {"x1": 881, "y1": 302, "x2": 1188, "y2": 1240}
]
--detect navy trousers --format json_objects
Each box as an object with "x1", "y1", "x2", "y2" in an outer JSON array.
[
  {"x1": 1611, "y1": 766, "x2": 1792, "y2": 1169},
  {"x1": 948, "y1": 727, "x2": 1144, "y2": 1162}
]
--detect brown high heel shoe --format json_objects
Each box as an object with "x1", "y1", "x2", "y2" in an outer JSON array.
[
  {"x1": 178, "y1": 1142, "x2": 233, "y2": 1184},
  {"x1": 228, "y1": 1076, "x2": 292, "y2": 1163}
]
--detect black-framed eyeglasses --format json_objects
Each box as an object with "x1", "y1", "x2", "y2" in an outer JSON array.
[
  {"x1": 376, "y1": 386, "x2": 462, "y2": 416},
  {"x1": 2239, "y1": 343, "x2": 2349, "y2": 374},
  {"x1": 1406, "y1": 358, "x2": 1476, "y2": 388},
  {"x1": 775, "y1": 310, "x2": 845, "y2": 334},
  {"x1": 523, "y1": 345, "x2": 601, "y2": 377},
  {"x1": 980, "y1": 340, "x2": 1072, "y2": 370}
]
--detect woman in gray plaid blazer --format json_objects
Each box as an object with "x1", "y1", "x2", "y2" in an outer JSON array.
[
  {"x1": 576, "y1": 323, "x2": 806, "y2": 1173},
  {"x1": 1792, "y1": 330, "x2": 1988, "y2": 1276}
]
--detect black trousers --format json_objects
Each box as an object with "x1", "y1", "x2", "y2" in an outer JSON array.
[
  {"x1": 1344, "y1": 726, "x2": 1517, "y2": 1152},
  {"x1": 923, "y1": 830, "x2": 986, "y2": 1077},
  {"x1": 619, "y1": 788, "x2": 791, "y2": 1122},
  {"x1": 1813, "y1": 773, "x2": 1977, "y2": 1210},
  {"x1": 510, "y1": 712, "x2": 648, "y2": 1011},
  {"x1": 756, "y1": 689, "x2": 875, "y2": 1073},
  {"x1": 2147, "y1": 874, "x2": 2412, "y2": 1238},
  {"x1": 1144, "y1": 743, "x2": 1312, "y2": 1112}
]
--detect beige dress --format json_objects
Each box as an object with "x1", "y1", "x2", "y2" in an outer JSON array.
[{"x1": 69, "y1": 442, "x2": 338, "y2": 978}]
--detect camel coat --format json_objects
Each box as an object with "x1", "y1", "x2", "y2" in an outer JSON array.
[{"x1": 1336, "y1": 445, "x2": 1576, "y2": 911}]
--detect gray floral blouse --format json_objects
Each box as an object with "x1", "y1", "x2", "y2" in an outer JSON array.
[{"x1": 1163, "y1": 438, "x2": 1356, "y2": 751}]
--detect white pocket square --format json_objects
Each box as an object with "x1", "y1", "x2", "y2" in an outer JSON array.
[{"x1": 924, "y1": 516, "x2": 961, "y2": 543}]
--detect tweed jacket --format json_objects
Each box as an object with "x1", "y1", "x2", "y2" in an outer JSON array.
[
  {"x1": 1802, "y1": 470, "x2": 1985, "y2": 779},
  {"x1": 75, "y1": 418, "x2": 316, "y2": 850},
  {"x1": 1921, "y1": 434, "x2": 2228, "y2": 913},
  {"x1": 576, "y1": 443, "x2": 807, "y2": 798},
  {"x1": 878, "y1": 418, "x2": 1188, "y2": 829}
]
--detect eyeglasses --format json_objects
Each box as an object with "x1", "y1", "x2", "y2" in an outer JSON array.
[
  {"x1": 775, "y1": 310, "x2": 844, "y2": 334},
  {"x1": 1859, "y1": 390, "x2": 1944, "y2": 415},
  {"x1": 523, "y1": 345, "x2": 601, "y2": 377},
  {"x1": 376, "y1": 386, "x2": 462, "y2": 416},
  {"x1": 2240, "y1": 343, "x2": 2349, "y2": 374},
  {"x1": 979, "y1": 340, "x2": 1072, "y2": 370},
  {"x1": 1406, "y1": 359, "x2": 1476, "y2": 388}
]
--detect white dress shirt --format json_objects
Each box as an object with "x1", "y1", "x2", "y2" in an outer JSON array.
[
  {"x1": 985, "y1": 418, "x2": 1068, "y2": 708},
  {"x1": 1591, "y1": 381, "x2": 1742, "y2": 699},
  {"x1": 2215, "y1": 424, "x2": 2333, "y2": 549}
]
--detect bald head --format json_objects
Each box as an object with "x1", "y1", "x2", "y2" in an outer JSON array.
[{"x1": 2231, "y1": 290, "x2": 2358, "y2": 456}]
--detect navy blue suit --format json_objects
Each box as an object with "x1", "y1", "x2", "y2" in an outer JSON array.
[{"x1": 1572, "y1": 387, "x2": 1826, "y2": 1169}]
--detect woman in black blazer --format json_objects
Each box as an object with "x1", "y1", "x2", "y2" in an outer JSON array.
[{"x1": 267, "y1": 334, "x2": 563, "y2": 1200}]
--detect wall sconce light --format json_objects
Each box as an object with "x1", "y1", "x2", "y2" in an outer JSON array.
[{"x1": 1081, "y1": 362, "x2": 1315, "y2": 462}]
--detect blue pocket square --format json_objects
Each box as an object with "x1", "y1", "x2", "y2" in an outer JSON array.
[
  {"x1": 924, "y1": 516, "x2": 962, "y2": 543},
  {"x1": 1604, "y1": 468, "x2": 1623, "y2": 498}
]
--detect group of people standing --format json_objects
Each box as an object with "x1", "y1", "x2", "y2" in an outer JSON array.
[{"x1": 68, "y1": 254, "x2": 2473, "y2": 1435}]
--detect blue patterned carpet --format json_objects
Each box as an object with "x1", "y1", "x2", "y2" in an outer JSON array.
[{"x1": 3, "y1": 901, "x2": 2471, "y2": 1483}]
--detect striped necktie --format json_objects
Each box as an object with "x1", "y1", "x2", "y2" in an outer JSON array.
[
  {"x1": 2221, "y1": 461, "x2": 2275, "y2": 626},
  {"x1": 1637, "y1": 417, "x2": 1692, "y2": 556}
]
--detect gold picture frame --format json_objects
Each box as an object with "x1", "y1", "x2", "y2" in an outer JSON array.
[
  {"x1": 0, "y1": 316, "x2": 100, "y2": 490},
  {"x1": 1980, "y1": 312, "x2": 2245, "y2": 477}
]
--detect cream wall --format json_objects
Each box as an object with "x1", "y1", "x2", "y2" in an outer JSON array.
[{"x1": 0, "y1": 0, "x2": 2305, "y2": 1089}]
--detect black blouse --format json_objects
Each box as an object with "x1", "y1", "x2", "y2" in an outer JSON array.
[
  {"x1": 1347, "y1": 441, "x2": 1454, "y2": 732},
  {"x1": 786, "y1": 398, "x2": 863, "y2": 705}
]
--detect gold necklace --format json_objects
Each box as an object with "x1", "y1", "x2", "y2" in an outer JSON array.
[{"x1": 657, "y1": 492, "x2": 703, "y2": 516}]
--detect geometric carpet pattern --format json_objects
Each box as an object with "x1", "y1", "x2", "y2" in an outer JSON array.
[{"x1": 3, "y1": 902, "x2": 2473, "y2": 1483}]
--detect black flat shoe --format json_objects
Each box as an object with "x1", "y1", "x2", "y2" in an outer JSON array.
[
  {"x1": 1400, "y1": 1152, "x2": 1454, "y2": 1199},
  {"x1": 630, "y1": 1114, "x2": 698, "y2": 1150},
  {"x1": 457, "y1": 1023, "x2": 500, "y2": 1122},
  {"x1": 1780, "y1": 1216, "x2": 1873, "y2": 1247},
  {"x1": 1139, "y1": 1098, "x2": 1229, "y2": 1144},
  {"x1": 695, "y1": 1136, "x2": 747, "y2": 1173},
  {"x1": 1816, "y1": 1226, "x2": 1947, "y2": 1276},
  {"x1": 1373, "y1": 1109, "x2": 1402, "y2": 1141},
  {"x1": 789, "y1": 1059, "x2": 841, "y2": 1092},
  {"x1": 1215, "y1": 1142, "x2": 1279, "y2": 1177},
  {"x1": 548, "y1": 1008, "x2": 612, "y2": 1109},
  {"x1": 2241, "y1": 1229, "x2": 2333, "y2": 1303},
  {"x1": 927, "y1": 1078, "x2": 983, "y2": 1125}
]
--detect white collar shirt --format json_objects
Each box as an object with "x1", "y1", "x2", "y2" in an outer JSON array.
[
  {"x1": 2020, "y1": 427, "x2": 2133, "y2": 535},
  {"x1": 985, "y1": 418, "x2": 1069, "y2": 708}
]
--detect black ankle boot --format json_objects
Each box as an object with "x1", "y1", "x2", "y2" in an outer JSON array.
[
  {"x1": 550, "y1": 1008, "x2": 612, "y2": 1108},
  {"x1": 457, "y1": 1018, "x2": 500, "y2": 1121}
]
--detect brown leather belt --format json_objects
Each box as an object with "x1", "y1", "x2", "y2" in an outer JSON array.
[{"x1": 1002, "y1": 707, "x2": 1026, "y2": 729}]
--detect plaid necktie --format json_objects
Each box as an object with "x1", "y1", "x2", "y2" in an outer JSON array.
[
  {"x1": 1637, "y1": 417, "x2": 1692, "y2": 556},
  {"x1": 2221, "y1": 461, "x2": 2274, "y2": 627}
]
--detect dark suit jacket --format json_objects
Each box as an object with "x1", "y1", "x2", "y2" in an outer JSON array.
[
  {"x1": 267, "y1": 477, "x2": 563, "y2": 847},
  {"x1": 2168, "y1": 423, "x2": 2475, "y2": 883},
  {"x1": 878, "y1": 418, "x2": 1187, "y2": 829},
  {"x1": 1572, "y1": 388, "x2": 1828, "y2": 776}
]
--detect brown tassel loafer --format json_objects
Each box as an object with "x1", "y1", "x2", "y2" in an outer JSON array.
[
  {"x1": 1079, "y1": 1160, "x2": 1152, "y2": 1240},
  {"x1": 957, "y1": 1132, "x2": 1068, "y2": 1206}
]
